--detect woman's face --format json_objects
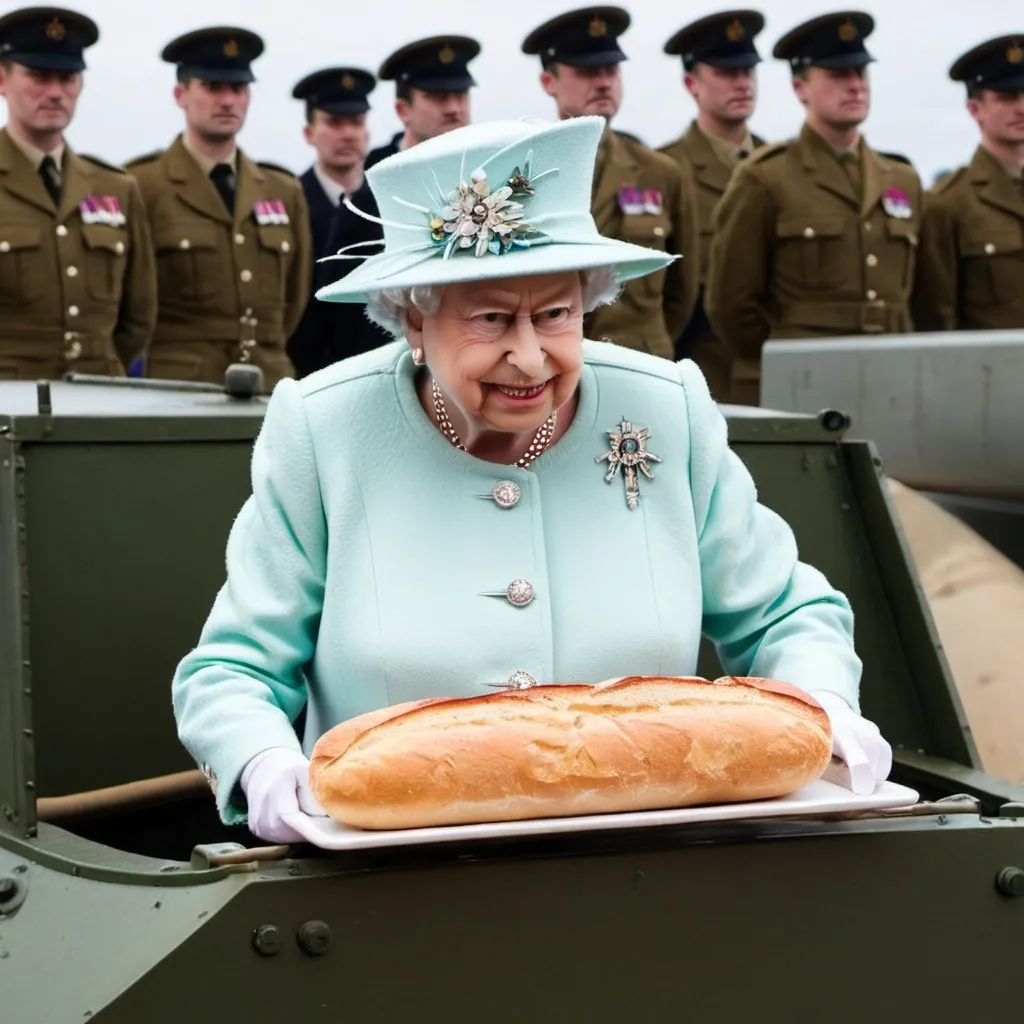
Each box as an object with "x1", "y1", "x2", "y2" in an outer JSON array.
[{"x1": 406, "y1": 271, "x2": 586, "y2": 436}]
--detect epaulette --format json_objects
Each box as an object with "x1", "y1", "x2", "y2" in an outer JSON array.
[
  {"x1": 931, "y1": 166, "x2": 966, "y2": 194},
  {"x1": 748, "y1": 140, "x2": 791, "y2": 163},
  {"x1": 258, "y1": 160, "x2": 299, "y2": 178},
  {"x1": 79, "y1": 153, "x2": 128, "y2": 174},
  {"x1": 123, "y1": 150, "x2": 163, "y2": 168},
  {"x1": 878, "y1": 151, "x2": 914, "y2": 167}
]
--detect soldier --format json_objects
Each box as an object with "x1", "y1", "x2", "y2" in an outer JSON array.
[
  {"x1": 126, "y1": 27, "x2": 311, "y2": 390},
  {"x1": 659, "y1": 10, "x2": 768, "y2": 400},
  {"x1": 521, "y1": 6, "x2": 699, "y2": 360},
  {"x1": 911, "y1": 36, "x2": 1024, "y2": 332},
  {"x1": 289, "y1": 66, "x2": 376, "y2": 376},
  {"x1": 705, "y1": 11, "x2": 924, "y2": 405},
  {"x1": 320, "y1": 36, "x2": 481, "y2": 358},
  {"x1": 0, "y1": 6, "x2": 155, "y2": 380}
]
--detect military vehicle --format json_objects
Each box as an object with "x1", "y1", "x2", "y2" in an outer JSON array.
[
  {"x1": 1, "y1": 372, "x2": 1022, "y2": 1023},
  {"x1": 760, "y1": 329, "x2": 1024, "y2": 569}
]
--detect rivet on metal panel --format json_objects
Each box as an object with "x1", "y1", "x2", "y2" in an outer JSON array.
[
  {"x1": 995, "y1": 867, "x2": 1024, "y2": 898},
  {"x1": 253, "y1": 924, "x2": 283, "y2": 956},
  {"x1": 297, "y1": 920, "x2": 333, "y2": 956}
]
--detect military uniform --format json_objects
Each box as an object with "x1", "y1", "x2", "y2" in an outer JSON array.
[
  {"x1": 127, "y1": 27, "x2": 311, "y2": 390},
  {"x1": 659, "y1": 11, "x2": 768, "y2": 399},
  {"x1": 705, "y1": 12, "x2": 924, "y2": 405},
  {"x1": 0, "y1": 8, "x2": 156, "y2": 379},
  {"x1": 289, "y1": 67, "x2": 378, "y2": 377},
  {"x1": 911, "y1": 37, "x2": 1024, "y2": 332},
  {"x1": 521, "y1": 7, "x2": 698, "y2": 359},
  {"x1": 321, "y1": 36, "x2": 481, "y2": 358}
]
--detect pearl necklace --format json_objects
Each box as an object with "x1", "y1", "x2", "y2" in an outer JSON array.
[{"x1": 431, "y1": 377, "x2": 557, "y2": 469}]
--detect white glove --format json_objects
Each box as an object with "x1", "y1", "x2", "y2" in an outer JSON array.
[
  {"x1": 240, "y1": 747, "x2": 326, "y2": 843},
  {"x1": 808, "y1": 690, "x2": 893, "y2": 795}
]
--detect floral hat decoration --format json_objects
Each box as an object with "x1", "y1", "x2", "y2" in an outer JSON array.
[{"x1": 316, "y1": 115, "x2": 676, "y2": 303}]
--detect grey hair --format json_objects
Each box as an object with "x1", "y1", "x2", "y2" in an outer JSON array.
[{"x1": 363, "y1": 265, "x2": 623, "y2": 339}]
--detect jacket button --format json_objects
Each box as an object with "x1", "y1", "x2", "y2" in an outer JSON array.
[
  {"x1": 505, "y1": 579, "x2": 535, "y2": 607},
  {"x1": 984, "y1": 243, "x2": 996, "y2": 255},
  {"x1": 0, "y1": 241, "x2": 9, "y2": 252},
  {"x1": 803, "y1": 226, "x2": 815, "y2": 238},
  {"x1": 281, "y1": 240, "x2": 291, "y2": 253},
  {"x1": 66, "y1": 265, "x2": 78, "y2": 277},
  {"x1": 235, "y1": 233, "x2": 245, "y2": 245},
  {"x1": 68, "y1": 305, "x2": 79, "y2": 316},
  {"x1": 866, "y1": 254, "x2": 878, "y2": 267},
  {"x1": 652, "y1": 226, "x2": 664, "y2": 238},
  {"x1": 64, "y1": 340, "x2": 82, "y2": 360},
  {"x1": 56, "y1": 225, "x2": 68, "y2": 237},
  {"x1": 866, "y1": 290, "x2": 878, "y2": 301},
  {"x1": 492, "y1": 481, "x2": 521, "y2": 508},
  {"x1": 179, "y1": 239, "x2": 191, "y2": 250},
  {"x1": 115, "y1": 241, "x2": 125, "y2": 255},
  {"x1": 240, "y1": 269, "x2": 253, "y2": 282}
]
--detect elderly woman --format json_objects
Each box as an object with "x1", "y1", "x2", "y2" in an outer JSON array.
[{"x1": 172, "y1": 115, "x2": 891, "y2": 843}]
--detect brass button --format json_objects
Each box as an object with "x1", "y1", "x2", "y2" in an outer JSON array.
[
  {"x1": 652, "y1": 226, "x2": 665, "y2": 238},
  {"x1": 866, "y1": 290, "x2": 878, "y2": 301},
  {"x1": 66, "y1": 265, "x2": 78, "y2": 277},
  {"x1": 0, "y1": 241, "x2": 9, "y2": 253},
  {"x1": 64, "y1": 331, "x2": 74, "y2": 341},
  {"x1": 56, "y1": 225, "x2": 68, "y2": 237},
  {"x1": 68, "y1": 305, "x2": 79, "y2": 316},
  {"x1": 866, "y1": 254, "x2": 878, "y2": 267},
  {"x1": 505, "y1": 579, "x2": 535, "y2": 607},
  {"x1": 114, "y1": 241, "x2": 125, "y2": 255},
  {"x1": 863, "y1": 222, "x2": 872, "y2": 232},
  {"x1": 984, "y1": 243, "x2": 996, "y2": 255},
  {"x1": 281, "y1": 240, "x2": 291, "y2": 253},
  {"x1": 179, "y1": 239, "x2": 191, "y2": 250},
  {"x1": 492, "y1": 481, "x2": 521, "y2": 509},
  {"x1": 240, "y1": 269, "x2": 253, "y2": 282},
  {"x1": 235, "y1": 233, "x2": 245, "y2": 245},
  {"x1": 65, "y1": 340, "x2": 82, "y2": 360},
  {"x1": 803, "y1": 226, "x2": 815, "y2": 238},
  {"x1": 244, "y1": 307, "x2": 254, "y2": 315}
]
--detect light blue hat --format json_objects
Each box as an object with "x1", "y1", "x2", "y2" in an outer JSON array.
[{"x1": 316, "y1": 115, "x2": 676, "y2": 303}]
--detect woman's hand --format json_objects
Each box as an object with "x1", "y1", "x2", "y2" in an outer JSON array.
[
  {"x1": 809, "y1": 691, "x2": 894, "y2": 795},
  {"x1": 240, "y1": 747, "x2": 326, "y2": 843}
]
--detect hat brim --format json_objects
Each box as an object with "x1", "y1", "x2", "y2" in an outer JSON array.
[
  {"x1": 406, "y1": 74, "x2": 476, "y2": 91},
  {"x1": 554, "y1": 48, "x2": 628, "y2": 68},
  {"x1": 313, "y1": 100, "x2": 370, "y2": 115},
  {"x1": 974, "y1": 73, "x2": 1024, "y2": 92},
  {"x1": 693, "y1": 53, "x2": 762, "y2": 69},
  {"x1": 806, "y1": 52, "x2": 875, "y2": 69},
  {"x1": 9, "y1": 52, "x2": 86, "y2": 73},
  {"x1": 315, "y1": 237, "x2": 675, "y2": 304},
  {"x1": 185, "y1": 65, "x2": 255, "y2": 83}
]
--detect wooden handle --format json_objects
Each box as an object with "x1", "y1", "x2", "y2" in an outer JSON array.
[{"x1": 36, "y1": 769, "x2": 209, "y2": 822}]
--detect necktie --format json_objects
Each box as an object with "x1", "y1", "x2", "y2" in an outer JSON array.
[
  {"x1": 39, "y1": 154, "x2": 61, "y2": 206},
  {"x1": 210, "y1": 162, "x2": 236, "y2": 214}
]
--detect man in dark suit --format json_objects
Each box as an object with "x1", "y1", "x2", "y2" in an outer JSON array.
[
  {"x1": 320, "y1": 35, "x2": 481, "y2": 358},
  {"x1": 288, "y1": 66, "x2": 376, "y2": 376}
]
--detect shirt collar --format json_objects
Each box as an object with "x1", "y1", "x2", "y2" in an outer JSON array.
[
  {"x1": 313, "y1": 163, "x2": 347, "y2": 206},
  {"x1": 699, "y1": 125, "x2": 755, "y2": 168},
  {"x1": 182, "y1": 135, "x2": 237, "y2": 176},
  {"x1": 8, "y1": 133, "x2": 65, "y2": 172}
]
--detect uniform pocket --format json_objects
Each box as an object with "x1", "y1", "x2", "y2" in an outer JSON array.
[
  {"x1": 0, "y1": 223, "x2": 46, "y2": 305},
  {"x1": 960, "y1": 226, "x2": 1023, "y2": 305},
  {"x1": 884, "y1": 217, "x2": 919, "y2": 293},
  {"x1": 154, "y1": 222, "x2": 222, "y2": 302},
  {"x1": 81, "y1": 224, "x2": 127, "y2": 303},
  {"x1": 776, "y1": 214, "x2": 847, "y2": 291},
  {"x1": 254, "y1": 223, "x2": 297, "y2": 307}
]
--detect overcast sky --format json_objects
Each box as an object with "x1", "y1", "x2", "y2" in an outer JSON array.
[{"x1": 6, "y1": 0, "x2": 1015, "y2": 180}]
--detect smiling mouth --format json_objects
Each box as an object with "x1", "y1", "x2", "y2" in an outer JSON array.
[{"x1": 490, "y1": 382, "x2": 549, "y2": 399}]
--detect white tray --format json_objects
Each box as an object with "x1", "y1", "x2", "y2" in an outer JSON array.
[{"x1": 282, "y1": 778, "x2": 920, "y2": 851}]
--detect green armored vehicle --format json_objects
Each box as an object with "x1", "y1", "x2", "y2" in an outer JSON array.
[{"x1": 1, "y1": 374, "x2": 1022, "y2": 1022}]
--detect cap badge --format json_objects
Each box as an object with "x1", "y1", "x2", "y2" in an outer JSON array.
[
  {"x1": 588, "y1": 16, "x2": 608, "y2": 38},
  {"x1": 223, "y1": 39, "x2": 239, "y2": 58},
  {"x1": 341, "y1": 73, "x2": 356, "y2": 90},
  {"x1": 1008, "y1": 42, "x2": 1024, "y2": 65},
  {"x1": 725, "y1": 19, "x2": 745, "y2": 42},
  {"x1": 439, "y1": 44, "x2": 456, "y2": 64},
  {"x1": 45, "y1": 17, "x2": 65, "y2": 41},
  {"x1": 838, "y1": 18, "x2": 858, "y2": 42}
]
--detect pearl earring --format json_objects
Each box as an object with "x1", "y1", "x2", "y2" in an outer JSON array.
[{"x1": 411, "y1": 348, "x2": 425, "y2": 365}]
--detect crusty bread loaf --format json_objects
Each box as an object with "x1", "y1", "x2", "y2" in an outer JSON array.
[{"x1": 308, "y1": 676, "x2": 833, "y2": 830}]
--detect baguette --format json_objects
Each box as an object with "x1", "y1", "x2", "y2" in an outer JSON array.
[{"x1": 309, "y1": 675, "x2": 833, "y2": 830}]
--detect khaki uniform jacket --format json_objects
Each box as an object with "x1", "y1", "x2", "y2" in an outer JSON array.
[
  {"x1": 659, "y1": 121, "x2": 766, "y2": 401},
  {"x1": 911, "y1": 146, "x2": 1024, "y2": 332},
  {"x1": 0, "y1": 128, "x2": 156, "y2": 380},
  {"x1": 587, "y1": 129, "x2": 699, "y2": 360},
  {"x1": 705, "y1": 124, "x2": 924, "y2": 404},
  {"x1": 127, "y1": 136, "x2": 311, "y2": 390}
]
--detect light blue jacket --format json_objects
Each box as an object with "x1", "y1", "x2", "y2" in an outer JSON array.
[{"x1": 171, "y1": 340, "x2": 862, "y2": 824}]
